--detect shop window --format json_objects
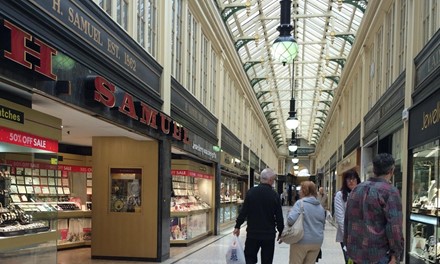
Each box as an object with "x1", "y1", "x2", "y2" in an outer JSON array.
[{"x1": 409, "y1": 140, "x2": 440, "y2": 263}]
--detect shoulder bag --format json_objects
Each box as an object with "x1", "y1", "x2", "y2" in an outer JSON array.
[{"x1": 280, "y1": 199, "x2": 304, "y2": 244}]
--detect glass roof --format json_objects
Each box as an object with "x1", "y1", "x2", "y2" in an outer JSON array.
[{"x1": 215, "y1": 0, "x2": 366, "y2": 149}]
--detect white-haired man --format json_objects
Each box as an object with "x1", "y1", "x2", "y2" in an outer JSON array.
[{"x1": 233, "y1": 168, "x2": 284, "y2": 264}]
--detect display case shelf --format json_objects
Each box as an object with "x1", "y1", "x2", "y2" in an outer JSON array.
[
  {"x1": 58, "y1": 210, "x2": 92, "y2": 219},
  {"x1": 170, "y1": 208, "x2": 210, "y2": 217},
  {"x1": 410, "y1": 213, "x2": 438, "y2": 225},
  {"x1": 57, "y1": 240, "x2": 91, "y2": 250}
]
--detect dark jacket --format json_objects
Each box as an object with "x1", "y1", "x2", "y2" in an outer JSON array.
[{"x1": 235, "y1": 183, "x2": 284, "y2": 240}]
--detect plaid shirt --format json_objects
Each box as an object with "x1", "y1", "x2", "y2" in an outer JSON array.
[{"x1": 344, "y1": 177, "x2": 404, "y2": 264}]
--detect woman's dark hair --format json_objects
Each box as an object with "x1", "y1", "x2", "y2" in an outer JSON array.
[{"x1": 341, "y1": 169, "x2": 361, "y2": 202}]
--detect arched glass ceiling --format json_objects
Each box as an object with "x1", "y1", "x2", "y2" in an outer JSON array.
[{"x1": 216, "y1": 0, "x2": 366, "y2": 149}]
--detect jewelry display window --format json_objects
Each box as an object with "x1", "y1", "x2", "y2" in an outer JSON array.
[
  {"x1": 171, "y1": 176, "x2": 211, "y2": 213},
  {"x1": 170, "y1": 163, "x2": 213, "y2": 244},
  {"x1": 219, "y1": 176, "x2": 245, "y2": 224},
  {"x1": 220, "y1": 176, "x2": 241, "y2": 203},
  {"x1": 170, "y1": 211, "x2": 210, "y2": 242},
  {"x1": 409, "y1": 139, "x2": 440, "y2": 263},
  {"x1": 109, "y1": 168, "x2": 142, "y2": 213}
]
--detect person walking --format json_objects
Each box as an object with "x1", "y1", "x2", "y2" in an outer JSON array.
[
  {"x1": 287, "y1": 184, "x2": 293, "y2": 206},
  {"x1": 317, "y1": 187, "x2": 328, "y2": 210},
  {"x1": 233, "y1": 168, "x2": 284, "y2": 264},
  {"x1": 280, "y1": 191, "x2": 286, "y2": 206},
  {"x1": 334, "y1": 169, "x2": 361, "y2": 263},
  {"x1": 344, "y1": 153, "x2": 404, "y2": 264},
  {"x1": 287, "y1": 181, "x2": 325, "y2": 264}
]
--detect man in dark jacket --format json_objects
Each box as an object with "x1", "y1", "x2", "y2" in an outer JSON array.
[{"x1": 233, "y1": 168, "x2": 284, "y2": 264}]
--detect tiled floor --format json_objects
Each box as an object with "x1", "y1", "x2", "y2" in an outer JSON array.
[{"x1": 57, "y1": 206, "x2": 344, "y2": 264}]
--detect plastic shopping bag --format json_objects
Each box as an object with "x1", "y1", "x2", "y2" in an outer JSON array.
[{"x1": 225, "y1": 235, "x2": 245, "y2": 264}]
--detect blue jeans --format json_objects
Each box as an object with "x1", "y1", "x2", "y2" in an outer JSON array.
[{"x1": 377, "y1": 255, "x2": 390, "y2": 264}]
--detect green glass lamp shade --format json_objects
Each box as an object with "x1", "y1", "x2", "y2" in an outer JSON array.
[{"x1": 272, "y1": 36, "x2": 299, "y2": 64}]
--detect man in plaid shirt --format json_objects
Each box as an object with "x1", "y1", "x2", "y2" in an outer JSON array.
[{"x1": 344, "y1": 153, "x2": 404, "y2": 264}]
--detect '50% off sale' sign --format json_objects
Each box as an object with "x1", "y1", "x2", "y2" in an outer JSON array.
[{"x1": 0, "y1": 126, "x2": 58, "y2": 152}]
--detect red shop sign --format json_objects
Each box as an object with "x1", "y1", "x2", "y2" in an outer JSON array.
[
  {"x1": 171, "y1": 169, "x2": 213, "y2": 179},
  {"x1": 0, "y1": 126, "x2": 58, "y2": 152},
  {"x1": 58, "y1": 165, "x2": 92, "y2": 173}
]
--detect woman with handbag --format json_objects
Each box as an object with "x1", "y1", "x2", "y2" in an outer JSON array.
[
  {"x1": 287, "y1": 181, "x2": 325, "y2": 264},
  {"x1": 334, "y1": 169, "x2": 360, "y2": 263}
]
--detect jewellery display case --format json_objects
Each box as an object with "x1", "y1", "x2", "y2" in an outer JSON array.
[
  {"x1": 0, "y1": 158, "x2": 60, "y2": 262},
  {"x1": 8, "y1": 202, "x2": 92, "y2": 249},
  {"x1": 219, "y1": 176, "x2": 244, "y2": 225},
  {"x1": 170, "y1": 169, "x2": 213, "y2": 245},
  {"x1": 0, "y1": 159, "x2": 94, "y2": 250},
  {"x1": 409, "y1": 140, "x2": 440, "y2": 263}
]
